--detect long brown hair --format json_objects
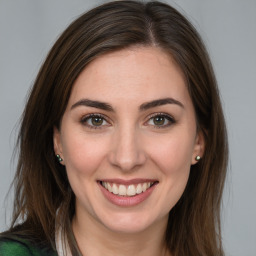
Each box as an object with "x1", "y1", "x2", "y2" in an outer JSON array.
[{"x1": 3, "y1": 1, "x2": 228, "y2": 255}]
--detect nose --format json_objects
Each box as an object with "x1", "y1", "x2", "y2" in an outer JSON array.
[{"x1": 108, "y1": 125, "x2": 146, "y2": 171}]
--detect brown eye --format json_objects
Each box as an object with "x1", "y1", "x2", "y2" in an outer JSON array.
[
  {"x1": 147, "y1": 114, "x2": 175, "y2": 128},
  {"x1": 91, "y1": 116, "x2": 104, "y2": 126},
  {"x1": 81, "y1": 114, "x2": 109, "y2": 129},
  {"x1": 153, "y1": 116, "x2": 165, "y2": 126}
]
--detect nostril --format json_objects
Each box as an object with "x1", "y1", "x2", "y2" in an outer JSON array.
[
  {"x1": 108, "y1": 149, "x2": 147, "y2": 171},
  {"x1": 107, "y1": 131, "x2": 147, "y2": 170}
]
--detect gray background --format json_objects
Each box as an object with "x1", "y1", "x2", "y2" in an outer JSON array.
[{"x1": 0, "y1": 0, "x2": 255, "y2": 255}]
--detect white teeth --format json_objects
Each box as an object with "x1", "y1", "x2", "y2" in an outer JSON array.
[
  {"x1": 136, "y1": 184, "x2": 142, "y2": 194},
  {"x1": 127, "y1": 185, "x2": 136, "y2": 196},
  {"x1": 119, "y1": 185, "x2": 126, "y2": 196},
  {"x1": 103, "y1": 182, "x2": 107, "y2": 189},
  {"x1": 112, "y1": 184, "x2": 118, "y2": 195},
  {"x1": 107, "y1": 183, "x2": 112, "y2": 193},
  {"x1": 142, "y1": 183, "x2": 147, "y2": 192},
  {"x1": 101, "y1": 181, "x2": 154, "y2": 197}
]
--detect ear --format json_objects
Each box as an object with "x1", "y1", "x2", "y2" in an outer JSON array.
[
  {"x1": 191, "y1": 130, "x2": 205, "y2": 165},
  {"x1": 53, "y1": 126, "x2": 65, "y2": 165}
]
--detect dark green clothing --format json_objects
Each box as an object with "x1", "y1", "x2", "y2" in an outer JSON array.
[{"x1": 0, "y1": 236, "x2": 57, "y2": 256}]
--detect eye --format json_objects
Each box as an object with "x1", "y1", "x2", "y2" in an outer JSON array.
[
  {"x1": 81, "y1": 114, "x2": 109, "y2": 129},
  {"x1": 146, "y1": 113, "x2": 175, "y2": 128}
]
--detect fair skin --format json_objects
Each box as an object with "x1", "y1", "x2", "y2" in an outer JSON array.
[{"x1": 54, "y1": 47, "x2": 204, "y2": 256}]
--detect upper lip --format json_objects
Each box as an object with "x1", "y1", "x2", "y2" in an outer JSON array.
[{"x1": 98, "y1": 178, "x2": 158, "y2": 185}]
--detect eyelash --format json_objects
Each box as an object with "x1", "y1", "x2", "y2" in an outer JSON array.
[
  {"x1": 80, "y1": 113, "x2": 175, "y2": 129},
  {"x1": 146, "y1": 112, "x2": 176, "y2": 128},
  {"x1": 80, "y1": 114, "x2": 110, "y2": 129}
]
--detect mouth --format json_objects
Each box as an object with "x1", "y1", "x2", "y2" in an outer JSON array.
[{"x1": 98, "y1": 180, "x2": 158, "y2": 197}]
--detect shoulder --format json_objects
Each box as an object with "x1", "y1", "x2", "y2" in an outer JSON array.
[
  {"x1": 0, "y1": 236, "x2": 33, "y2": 255},
  {"x1": 0, "y1": 235, "x2": 57, "y2": 256}
]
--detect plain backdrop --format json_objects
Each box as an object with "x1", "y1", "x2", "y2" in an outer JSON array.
[{"x1": 0, "y1": 1, "x2": 255, "y2": 255}]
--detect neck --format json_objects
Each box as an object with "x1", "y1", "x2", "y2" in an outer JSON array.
[{"x1": 72, "y1": 212, "x2": 171, "y2": 256}]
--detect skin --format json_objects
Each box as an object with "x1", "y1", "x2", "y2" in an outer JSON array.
[{"x1": 54, "y1": 47, "x2": 204, "y2": 256}]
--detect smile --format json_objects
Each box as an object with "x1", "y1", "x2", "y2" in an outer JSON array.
[
  {"x1": 98, "y1": 179, "x2": 158, "y2": 207},
  {"x1": 100, "y1": 181, "x2": 156, "y2": 197}
]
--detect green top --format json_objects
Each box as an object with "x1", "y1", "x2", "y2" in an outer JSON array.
[{"x1": 0, "y1": 236, "x2": 57, "y2": 256}]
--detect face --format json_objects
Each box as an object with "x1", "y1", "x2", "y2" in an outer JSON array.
[{"x1": 54, "y1": 47, "x2": 204, "y2": 234}]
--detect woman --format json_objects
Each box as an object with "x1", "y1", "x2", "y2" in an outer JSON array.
[{"x1": 0, "y1": 1, "x2": 228, "y2": 255}]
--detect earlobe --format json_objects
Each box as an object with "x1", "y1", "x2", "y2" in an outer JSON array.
[
  {"x1": 53, "y1": 126, "x2": 65, "y2": 165},
  {"x1": 191, "y1": 131, "x2": 205, "y2": 165}
]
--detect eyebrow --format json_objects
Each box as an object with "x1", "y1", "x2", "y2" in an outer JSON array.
[
  {"x1": 71, "y1": 97, "x2": 184, "y2": 112},
  {"x1": 139, "y1": 98, "x2": 184, "y2": 111},
  {"x1": 71, "y1": 99, "x2": 114, "y2": 111}
]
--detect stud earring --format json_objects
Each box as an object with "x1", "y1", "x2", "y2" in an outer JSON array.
[
  {"x1": 195, "y1": 155, "x2": 201, "y2": 161},
  {"x1": 56, "y1": 154, "x2": 63, "y2": 162}
]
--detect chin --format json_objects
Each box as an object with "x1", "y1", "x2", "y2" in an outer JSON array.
[{"x1": 97, "y1": 210, "x2": 166, "y2": 235}]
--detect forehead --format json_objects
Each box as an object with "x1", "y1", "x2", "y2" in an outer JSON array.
[{"x1": 68, "y1": 47, "x2": 190, "y2": 107}]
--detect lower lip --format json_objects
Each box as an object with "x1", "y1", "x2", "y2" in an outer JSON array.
[{"x1": 98, "y1": 183, "x2": 157, "y2": 207}]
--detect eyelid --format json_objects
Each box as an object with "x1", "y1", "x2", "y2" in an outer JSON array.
[
  {"x1": 80, "y1": 113, "x2": 111, "y2": 129},
  {"x1": 80, "y1": 112, "x2": 175, "y2": 130},
  {"x1": 145, "y1": 112, "x2": 176, "y2": 128}
]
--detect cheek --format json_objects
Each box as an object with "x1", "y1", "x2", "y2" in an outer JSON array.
[
  {"x1": 146, "y1": 132, "x2": 195, "y2": 175},
  {"x1": 61, "y1": 132, "x2": 109, "y2": 177},
  {"x1": 148, "y1": 133, "x2": 194, "y2": 212}
]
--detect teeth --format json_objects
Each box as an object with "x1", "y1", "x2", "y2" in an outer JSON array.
[
  {"x1": 112, "y1": 183, "x2": 118, "y2": 195},
  {"x1": 101, "y1": 181, "x2": 154, "y2": 197},
  {"x1": 136, "y1": 184, "x2": 142, "y2": 194},
  {"x1": 119, "y1": 185, "x2": 126, "y2": 196},
  {"x1": 107, "y1": 183, "x2": 112, "y2": 193},
  {"x1": 142, "y1": 183, "x2": 147, "y2": 192},
  {"x1": 127, "y1": 185, "x2": 136, "y2": 196}
]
